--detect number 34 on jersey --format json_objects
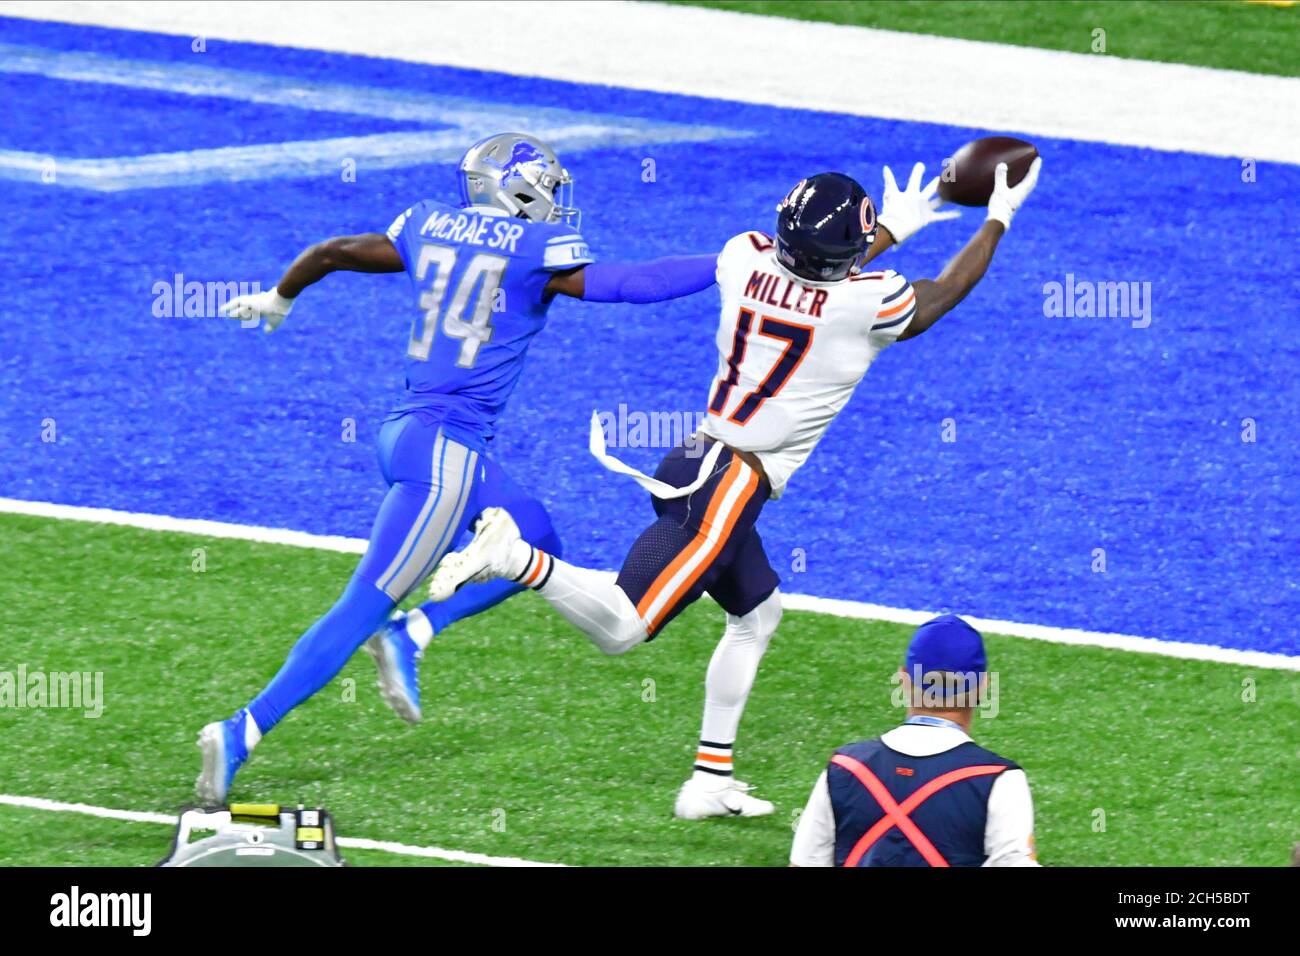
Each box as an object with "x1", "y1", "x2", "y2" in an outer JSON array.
[{"x1": 384, "y1": 200, "x2": 592, "y2": 405}]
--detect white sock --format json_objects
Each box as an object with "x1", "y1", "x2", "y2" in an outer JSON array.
[
  {"x1": 404, "y1": 607, "x2": 435, "y2": 652},
  {"x1": 528, "y1": 555, "x2": 647, "y2": 656},
  {"x1": 694, "y1": 590, "x2": 782, "y2": 778},
  {"x1": 692, "y1": 742, "x2": 735, "y2": 785},
  {"x1": 242, "y1": 709, "x2": 263, "y2": 753},
  {"x1": 504, "y1": 538, "x2": 546, "y2": 585}
]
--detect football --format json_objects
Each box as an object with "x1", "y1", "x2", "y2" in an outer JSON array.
[{"x1": 937, "y1": 135, "x2": 1039, "y2": 207}]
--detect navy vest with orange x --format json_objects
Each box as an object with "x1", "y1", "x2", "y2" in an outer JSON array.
[{"x1": 827, "y1": 737, "x2": 1019, "y2": 867}]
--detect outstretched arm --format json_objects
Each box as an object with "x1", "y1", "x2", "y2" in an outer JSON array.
[
  {"x1": 876, "y1": 162, "x2": 961, "y2": 249},
  {"x1": 899, "y1": 221, "x2": 1004, "y2": 341},
  {"x1": 277, "y1": 233, "x2": 404, "y2": 297},
  {"x1": 858, "y1": 230, "x2": 895, "y2": 268},
  {"x1": 221, "y1": 233, "x2": 403, "y2": 332},
  {"x1": 897, "y1": 158, "x2": 1042, "y2": 342},
  {"x1": 544, "y1": 254, "x2": 718, "y2": 303}
]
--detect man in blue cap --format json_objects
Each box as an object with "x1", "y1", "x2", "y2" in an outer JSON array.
[{"x1": 790, "y1": 614, "x2": 1039, "y2": 867}]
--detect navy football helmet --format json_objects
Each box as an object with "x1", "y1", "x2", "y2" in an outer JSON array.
[{"x1": 775, "y1": 172, "x2": 877, "y2": 282}]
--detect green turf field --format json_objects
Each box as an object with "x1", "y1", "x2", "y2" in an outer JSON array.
[
  {"x1": 1, "y1": 512, "x2": 1297, "y2": 867},
  {"x1": 677, "y1": 1, "x2": 1300, "y2": 77}
]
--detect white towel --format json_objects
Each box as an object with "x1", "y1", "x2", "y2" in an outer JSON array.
[{"x1": 587, "y1": 411, "x2": 724, "y2": 500}]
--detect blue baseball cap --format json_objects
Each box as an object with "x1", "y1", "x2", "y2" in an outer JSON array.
[{"x1": 905, "y1": 614, "x2": 987, "y2": 678}]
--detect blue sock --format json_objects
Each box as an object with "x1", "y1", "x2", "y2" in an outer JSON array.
[
  {"x1": 422, "y1": 577, "x2": 526, "y2": 633},
  {"x1": 246, "y1": 577, "x2": 395, "y2": 735},
  {"x1": 416, "y1": 525, "x2": 563, "y2": 637}
]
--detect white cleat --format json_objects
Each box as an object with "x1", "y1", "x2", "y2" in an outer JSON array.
[
  {"x1": 674, "y1": 776, "x2": 775, "y2": 820},
  {"x1": 427, "y1": 507, "x2": 524, "y2": 602}
]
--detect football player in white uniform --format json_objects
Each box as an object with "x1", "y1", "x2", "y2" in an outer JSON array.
[{"x1": 426, "y1": 158, "x2": 1042, "y2": 818}]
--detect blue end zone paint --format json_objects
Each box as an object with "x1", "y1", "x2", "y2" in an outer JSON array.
[
  {"x1": 2, "y1": 71, "x2": 432, "y2": 158},
  {"x1": 0, "y1": 18, "x2": 1294, "y2": 655}
]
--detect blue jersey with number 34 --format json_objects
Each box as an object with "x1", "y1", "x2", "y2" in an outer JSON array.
[{"x1": 384, "y1": 200, "x2": 592, "y2": 451}]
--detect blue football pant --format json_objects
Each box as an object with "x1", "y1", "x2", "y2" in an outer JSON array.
[
  {"x1": 246, "y1": 414, "x2": 561, "y2": 735},
  {"x1": 412, "y1": 459, "x2": 564, "y2": 634}
]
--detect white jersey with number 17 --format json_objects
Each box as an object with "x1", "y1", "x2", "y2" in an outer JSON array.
[{"x1": 697, "y1": 231, "x2": 917, "y2": 498}]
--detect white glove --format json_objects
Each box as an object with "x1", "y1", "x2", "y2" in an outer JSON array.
[
  {"x1": 877, "y1": 162, "x2": 960, "y2": 244},
  {"x1": 219, "y1": 287, "x2": 295, "y2": 333},
  {"x1": 986, "y1": 157, "x2": 1042, "y2": 229}
]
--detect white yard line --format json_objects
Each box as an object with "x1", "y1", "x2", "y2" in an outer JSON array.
[
  {"x1": 0, "y1": 0, "x2": 1296, "y2": 163},
  {"x1": 1, "y1": 496, "x2": 368, "y2": 554},
  {"x1": 0, "y1": 40, "x2": 745, "y2": 190},
  {"x1": 0, "y1": 793, "x2": 566, "y2": 866},
  {"x1": 4, "y1": 496, "x2": 1296, "y2": 671},
  {"x1": 774, "y1": 594, "x2": 1299, "y2": 671}
]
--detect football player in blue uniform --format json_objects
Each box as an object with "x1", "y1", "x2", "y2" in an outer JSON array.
[{"x1": 197, "y1": 133, "x2": 718, "y2": 803}]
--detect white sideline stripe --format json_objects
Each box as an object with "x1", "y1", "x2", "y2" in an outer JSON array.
[
  {"x1": 0, "y1": 794, "x2": 566, "y2": 867},
  {"x1": 4, "y1": 496, "x2": 1296, "y2": 671},
  {"x1": 0, "y1": 0, "x2": 1296, "y2": 163},
  {"x1": 775, "y1": 594, "x2": 1300, "y2": 672},
  {"x1": 0, "y1": 496, "x2": 368, "y2": 554}
]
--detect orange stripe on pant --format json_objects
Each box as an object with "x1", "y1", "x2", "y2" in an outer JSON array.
[
  {"x1": 636, "y1": 458, "x2": 760, "y2": 633},
  {"x1": 634, "y1": 459, "x2": 744, "y2": 622}
]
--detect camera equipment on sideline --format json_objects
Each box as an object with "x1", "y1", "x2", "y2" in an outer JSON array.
[{"x1": 158, "y1": 804, "x2": 346, "y2": 867}]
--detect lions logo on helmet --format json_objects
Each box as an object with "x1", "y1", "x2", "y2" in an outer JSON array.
[
  {"x1": 487, "y1": 141, "x2": 549, "y2": 190},
  {"x1": 458, "y1": 132, "x2": 580, "y2": 227},
  {"x1": 775, "y1": 172, "x2": 877, "y2": 283}
]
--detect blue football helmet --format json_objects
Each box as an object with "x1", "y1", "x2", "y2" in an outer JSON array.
[
  {"x1": 457, "y1": 132, "x2": 580, "y2": 228},
  {"x1": 775, "y1": 172, "x2": 877, "y2": 282}
]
